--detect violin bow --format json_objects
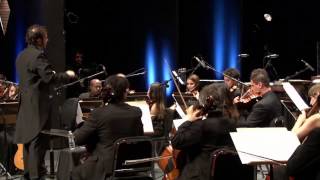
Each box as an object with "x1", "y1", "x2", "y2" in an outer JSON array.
[{"x1": 164, "y1": 59, "x2": 188, "y2": 109}]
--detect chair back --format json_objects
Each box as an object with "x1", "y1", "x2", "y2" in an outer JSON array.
[
  {"x1": 111, "y1": 136, "x2": 154, "y2": 179},
  {"x1": 210, "y1": 147, "x2": 254, "y2": 180}
]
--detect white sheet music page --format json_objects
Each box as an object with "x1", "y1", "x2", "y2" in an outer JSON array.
[
  {"x1": 173, "y1": 119, "x2": 186, "y2": 129},
  {"x1": 230, "y1": 128, "x2": 300, "y2": 164},
  {"x1": 126, "y1": 101, "x2": 154, "y2": 134},
  {"x1": 282, "y1": 82, "x2": 309, "y2": 111}
]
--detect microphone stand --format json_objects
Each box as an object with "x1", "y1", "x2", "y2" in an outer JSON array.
[
  {"x1": 264, "y1": 59, "x2": 279, "y2": 80},
  {"x1": 203, "y1": 62, "x2": 249, "y2": 88},
  {"x1": 283, "y1": 67, "x2": 309, "y2": 82},
  {"x1": 125, "y1": 71, "x2": 145, "y2": 78},
  {"x1": 54, "y1": 70, "x2": 106, "y2": 93},
  {"x1": 190, "y1": 63, "x2": 202, "y2": 75},
  {"x1": 126, "y1": 68, "x2": 145, "y2": 76},
  {"x1": 0, "y1": 80, "x2": 19, "y2": 86}
]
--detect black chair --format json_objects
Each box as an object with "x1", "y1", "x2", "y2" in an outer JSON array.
[
  {"x1": 109, "y1": 136, "x2": 154, "y2": 180},
  {"x1": 210, "y1": 147, "x2": 254, "y2": 180}
]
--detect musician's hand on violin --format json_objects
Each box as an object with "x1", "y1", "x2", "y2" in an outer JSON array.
[
  {"x1": 233, "y1": 96, "x2": 240, "y2": 104},
  {"x1": 297, "y1": 110, "x2": 307, "y2": 123},
  {"x1": 185, "y1": 105, "x2": 203, "y2": 122}
]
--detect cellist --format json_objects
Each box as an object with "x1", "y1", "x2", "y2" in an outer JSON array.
[{"x1": 171, "y1": 84, "x2": 237, "y2": 180}]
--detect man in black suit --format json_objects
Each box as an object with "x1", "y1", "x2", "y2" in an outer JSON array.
[
  {"x1": 14, "y1": 24, "x2": 75, "y2": 179},
  {"x1": 235, "y1": 68, "x2": 282, "y2": 127},
  {"x1": 71, "y1": 75, "x2": 144, "y2": 180}
]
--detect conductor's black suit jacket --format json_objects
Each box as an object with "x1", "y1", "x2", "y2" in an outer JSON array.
[
  {"x1": 72, "y1": 102, "x2": 144, "y2": 180},
  {"x1": 14, "y1": 45, "x2": 68, "y2": 143}
]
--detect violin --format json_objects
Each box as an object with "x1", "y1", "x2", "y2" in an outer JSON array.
[
  {"x1": 306, "y1": 95, "x2": 320, "y2": 118},
  {"x1": 234, "y1": 88, "x2": 262, "y2": 109}
]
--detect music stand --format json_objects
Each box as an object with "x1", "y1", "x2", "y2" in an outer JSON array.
[
  {"x1": 172, "y1": 94, "x2": 198, "y2": 114},
  {"x1": 40, "y1": 129, "x2": 70, "y2": 177},
  {"x1": 78, "y1": 99, "x2": 103, "y2": 113}
]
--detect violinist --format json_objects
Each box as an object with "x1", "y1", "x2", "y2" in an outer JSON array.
[
  {"x1": 171, "y1": 84, "x2": 237, "y2": 180},
  {"x1": 223, "y1": 68, "x2": 241, "y2": 99},
  {"x1": 272, "y1": 84, "x2": 320, "y2": 180},
  {"x1": 291, "y1": 84, "x2": 320, "y2": 141},
  {"x1": 186, "y1": 74, "x2": 200, "y2": 99},
  {"x1": 235, "y1": 68, "x2": 282, "y2": 127}
]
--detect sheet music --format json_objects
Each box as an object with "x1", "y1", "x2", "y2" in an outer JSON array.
[
  {"x1": 76, "y1": 103, "x2": 85, "y2": 125},
  {"x1": 282, "y1": 82, "x2": 309, "y2": 111},
  {"x1": 125, "y1": 101, "x2": 154, "y2": 134},
  {"x1": 175, "y1": 102, "x2": 186, "y2": 118},
  {"x1": 173, "y1": 119, "x2": 186, "y2": 129},
  {"x1": 230, "y1": 128, "x2": 300, "y2": 164}
]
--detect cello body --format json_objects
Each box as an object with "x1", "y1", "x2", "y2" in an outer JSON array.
[
  {"x1": 158, "y1": 145, "x2": 180, "y2": 180},
  {"x1": 14, "y1": 144, "x2": 24, "y2": 170}
]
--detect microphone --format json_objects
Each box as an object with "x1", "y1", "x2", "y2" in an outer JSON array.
[
  {"x1": 300, "y1": 59, "x2": 315, "y2": 71},
  {"x1": 238, "y1": 54, "x2": 250, "y2": 58},
  {"x1": 99, "y1": 64, "x2": 108, "y2": 75},
  {"x1": 193, "y1": 56, "x2": 207, "y2": 69},
  {"x1": 265, "y1": 54, "x2": 279, "y2": 58},
  {"x1": 172, "y1": 70, "x2": 185, "y2": 85}
]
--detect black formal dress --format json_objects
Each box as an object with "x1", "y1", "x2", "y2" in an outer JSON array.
[
  {"x1": 171, "y1": 111, "x2": 236, "y2": 180},
  {"x1": 287, "y1": 128, "x2": 320, "y2": 180},
  {"x1": 151, "y1": 109, "x2": 174, "y2": 154},
  {"x1": 14, "y1": 45, "x2": 69, "y2": 179},
  {"x1": 237, "y1": 91, "x2": 282, "y2": 127},
  {"x1": 71, "y1": 102, "x2": 143, "y2": 180}
]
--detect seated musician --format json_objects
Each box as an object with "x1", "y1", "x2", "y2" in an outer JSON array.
[
  {"x1": 223, "y1": 68, "x2": 241, "y2": 99},
  {"x1": 186, "y1": 74, "x2": 200, "y2": 99},
  {"x1": 0, "y1": 74, "x2": 8, "y2": 101},
  {"x1": 286, "y1": 128, "x2": 320, "y2": 180},
  {"x1": 171, "y1": 84, "x2": 237, "y2": 180},
  {"x1": 291, "y1": 84, "x2": 320, "y2": 141},
  {"x1": 271, "y1": 84, "x2": 320, "y2": 180},
  {"x1": 6, "y1": 84, "x2": 19, "y2": 101},
  {"x1": 235, "y1": 68, "x2": 282, "y2": 127},
  {"x1": 78, "y1": 78, "x2": 102, "y2": 99},
  {"x1": 71, "y1": 75, "x2": 144, "y2": 180},
  {"x1": 147, "y1": 82, "x2": 174, "y2": 153}
]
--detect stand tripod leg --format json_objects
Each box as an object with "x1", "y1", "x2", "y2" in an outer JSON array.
[
  {"x1": 49, "y1": 139, "x2": 55, "y2": 177},
  {"x1": 0, "y1": 162, "x2": 12, "y2": 179}
]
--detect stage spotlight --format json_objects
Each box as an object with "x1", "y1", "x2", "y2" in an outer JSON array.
[{"x1": 264, "y1": 13, "x2": 272, "y2": 22}]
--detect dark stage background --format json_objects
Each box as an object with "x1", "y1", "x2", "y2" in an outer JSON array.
[{"x1": 1, "y1": 0, "x2": 320, "y2": 90}]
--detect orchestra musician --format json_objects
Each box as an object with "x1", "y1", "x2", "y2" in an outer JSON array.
[
  {"x1": 78, "y1": 78, "x2": 102, "y2": 99},
  {"x1": 223, "y1": 68, "x2": 241, "y2": 98},
  {"x1": 71, "y1": 75, "x2": 143, "y2": 180},
  {"x1": 147, "y1": 82, "x2": 174, "y2": 155},
  {"x1": 14, "y1": 24, "x2": 75, "y2": 180},
  {"x1": 185, "y1": 74, "x2": 200, "y2": 99},
  {"x1": 0, "y1": 74, "x2": 8, "y2": 101},
  {"x1": 291, "y1": 84, "x2": 320, "y2": 141},
  {"x1": 235, "y1": 68, "x2": 282, "y2": 127},
  {"x1": 5, "y1": 84, "x2": 19, "y2": 101},
  {"x1": 273, "y1": 84, "x2": 320, "y2": 180},
  {"x1": 171, "y1": 84, "x2": 237, "y2": 180}
]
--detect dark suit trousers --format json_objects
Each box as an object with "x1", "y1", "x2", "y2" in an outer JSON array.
[{"x1": 23, "y1": 134, "x2": 48, "y2": 179}]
